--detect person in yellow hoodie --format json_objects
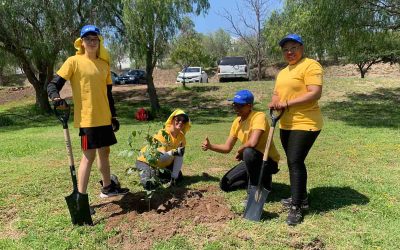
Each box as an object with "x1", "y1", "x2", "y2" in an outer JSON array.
[
  {"x1": 136, "y1": 109, "x2": 191, "y2": 190},
  {"x1": 47, "y1": 25, "x2": 129, "y2": 199},
  {"x1": 269, "y1": 34, "x2": 323, "y2": 226}
]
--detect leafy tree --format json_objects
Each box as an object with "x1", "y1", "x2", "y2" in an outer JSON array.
[
  {"x1": 170, "y1": 18, "x2": 212, "y2": 70},
  {"x1": 264, "y1": 0, "x2": 400, "y2": 78},
  {"x1": 202, "y1": 28, "x2": 232, "y2": 63},
  {"x1": 122, "y1": 0, "x2": 210, "y2": 112},
  {"x1": 0, "y1": 49, "x2": 18, "y2": 86},
  {"x1": 108, "y1": 37, "x2": 128, "y2": 71},
  {"x1": 0, "y1": 0, "x2": 123, "y2": 112}
]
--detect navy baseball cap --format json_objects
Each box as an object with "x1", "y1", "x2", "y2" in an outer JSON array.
[
  {"x1": 279, "y1": 34, "x2": 303, "y2": 47},
  {"x1": 228, "y1": 89, "x2": 254, "y2": 104},
  {"x1": 80, "y1": 25, "x2": 100, "y2": 38}
]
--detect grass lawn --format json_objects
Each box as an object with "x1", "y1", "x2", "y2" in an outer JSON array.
[{"x1": 0, "y1": 76, "x2": 399, "y2": 249}]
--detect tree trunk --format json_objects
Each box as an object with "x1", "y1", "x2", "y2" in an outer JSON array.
[
  {"x1": 21, "y1": 62, "x2": 52, "y2": 113},
  {"x1": 145, "y1": 53, "x2": 160, "y2": 112}
]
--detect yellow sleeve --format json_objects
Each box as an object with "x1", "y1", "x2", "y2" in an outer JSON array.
[
  {"x1": 56, "y1": 57, "x2": 74, "y2": 80},
  {"x1": 251, "y1": 112, "x2": 267, "y2": 131},
  {"x1": 304, "y1": 61, "x2": 323, "y2": 86},
  {"x1": 229, "y1": 118, "x2": 240, "y2": 138}
]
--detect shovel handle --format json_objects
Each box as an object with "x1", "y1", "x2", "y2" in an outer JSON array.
[{"x1": 256, "y1": 109, "x2": 284, "y2": 188}]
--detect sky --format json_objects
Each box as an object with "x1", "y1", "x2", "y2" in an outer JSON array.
[{"x1": 192, "y1": 0, "x2": 283, "y2": 34}]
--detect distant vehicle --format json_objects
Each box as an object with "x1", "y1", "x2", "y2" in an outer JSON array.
[
  {"x1": 111, "y1": 71, "x2": 118, "y2": 85},
  {"x1": 115, "y1": 69, "x2": 147, "y2": 84},
  {"x1": 176, "y1": 67, "x2": 208, "y2": 83},
  {"x1": 217, "y1": 56, "x2": 249, "y2": 82}
]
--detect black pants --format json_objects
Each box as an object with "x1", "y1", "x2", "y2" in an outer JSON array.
[
  {"x1": 280, "y1": 129, "x2": 320, "y2": 205},
  {"x1": 220, "y1": 147, "x2": 278, "y2": 192}
]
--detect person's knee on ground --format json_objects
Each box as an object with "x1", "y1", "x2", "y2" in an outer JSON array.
[{"x1": 220, "y1": 162, "x2": 248, "y2": 192}]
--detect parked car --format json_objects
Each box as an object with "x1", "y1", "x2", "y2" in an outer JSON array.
[
  {"x1": 176, "y1": 67, "x2": 208, "y2": 83},
  {"x1": 217, "y1": 56, "x2": 249, "y2": 82},
  {"x1": 115, "y1": 69, "x2": 147, "y2": 85},
  {"x1": 111, "y1": 71, "x2": 118, "y2": 85}
]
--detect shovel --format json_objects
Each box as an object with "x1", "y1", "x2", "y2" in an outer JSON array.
[
  {"x1": 55, "y1": 104, "x2": 93, "y2": 226},
  {"x1": 243, "y1": 109, "x2": 283, "y2": 221}
]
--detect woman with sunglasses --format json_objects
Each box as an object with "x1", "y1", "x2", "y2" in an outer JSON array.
[
  {"x1": 268, "y1": 34, "x2": 323, "y2": 226},
  {"x1": 202, "y1": 90, "x2": 280, "y2": 197},
  {"x1": 136, "y1": 109, "x2": 191, "y2": 189}
]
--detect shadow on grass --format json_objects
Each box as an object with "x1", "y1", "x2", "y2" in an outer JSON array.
[
  {"x1": 0, "y1": 103, "x2": 62, "y2": 132},
  {"x1": 322, "y1": 87, "x2": 400, "y2": 128},
  {"x1": 113, "y1": 85, "x2": 234, "y2": 125},
  {"x1": 1, "y1": 84, "x2": 239, "y2": 131},
  {"x1": 308, "y1": 186, "x2": 369, "y2": 214}
]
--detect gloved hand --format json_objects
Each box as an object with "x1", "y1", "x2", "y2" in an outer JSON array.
[
  {"x1": 172, "y1": 147, "x2": 185, "y2": 157},
  {"x1": 111, "y1": 117, "x2": 120, "y2": 132},
  {"x1": 53, "y1": 98, "x2": 68, "y2": 109},
  {"x1": 263, "y1": 160, "x2": 279, "y2": 175}
]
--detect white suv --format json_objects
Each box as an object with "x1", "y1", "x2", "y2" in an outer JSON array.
[{"x1": 217, "y1": 56, "x2": 249, "y2": 82}]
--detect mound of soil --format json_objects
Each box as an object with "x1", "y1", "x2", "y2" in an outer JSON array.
[{"x1": 93, "y1": 185, "x2": 235, "y2": 249}]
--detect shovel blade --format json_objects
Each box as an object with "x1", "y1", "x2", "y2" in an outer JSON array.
[
  {"x1": 65, "y1": 191, "x2": 93, "y2": 226},
  {"x1": 243, "y1": 185, "x2": 270, "y2": 221}
]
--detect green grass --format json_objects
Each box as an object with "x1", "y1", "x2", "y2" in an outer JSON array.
[{"x1": 1, "y1": 77, "x2": 399, "y2": 249}]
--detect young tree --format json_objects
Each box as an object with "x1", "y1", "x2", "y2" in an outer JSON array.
[{"x1": 122, "y1": 0, "x2": 210, "y2": 112}]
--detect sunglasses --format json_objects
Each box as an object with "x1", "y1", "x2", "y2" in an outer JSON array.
[
  {"x1": 175, "y1": 117, "x2": 188, "y2": 124},
  {"x1": 82, "y1": 37, "x2": 100, "y2": 44}
]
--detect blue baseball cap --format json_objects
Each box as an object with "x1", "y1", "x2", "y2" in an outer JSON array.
[
  {"x1": 80, "y1": 25, "x2": 100, "y2": 38},
  {"x1": 228, "y1": 89, "x2": 254, "y2": 104},
  {"x1": 279, "y1": 34, "x2": 303, "y2": 47}
]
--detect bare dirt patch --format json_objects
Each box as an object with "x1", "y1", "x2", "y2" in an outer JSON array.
[{"x1": 92, "y1": 185, "x2": 235, "y2": 249}]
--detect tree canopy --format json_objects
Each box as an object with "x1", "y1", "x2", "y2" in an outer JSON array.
[{"x1": 122, "y1": 0, "x2": 209, "y2": 111}]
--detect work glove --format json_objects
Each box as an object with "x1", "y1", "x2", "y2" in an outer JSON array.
[
  {"x1": 53, "y1": 98, "x2": 68, "y2": 109},
  {"x1": 111, "y1": 117, "x2": 120, "y2": 132},
  {"x1": 172, "y1": 147, "x2": 185, "y2": 157},
  {"x1": 262, "y1": 161, "x2": 279, "y2": 175}
]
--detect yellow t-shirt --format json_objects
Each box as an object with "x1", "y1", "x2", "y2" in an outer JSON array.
[
  {"x1": 275, "y1": 58, "x2": 323, "y2": 131},
  {"x1": 137, "y1": 129, "x2": 187, "y2": 168},
  {"x1": 57, "y1": 55, "x2": 113, "y2": 128},
  {"x1": 229, "y1": 111, "x2": 280, "y2": 162}
]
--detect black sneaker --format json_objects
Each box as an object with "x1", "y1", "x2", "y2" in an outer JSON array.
[
  {"x1": 286, "y1": 205, "x2": 303, "y2": 226},
  {"x1": 100, "y1": 176, "x2": 129, "y2": 198},
  {"x1": 281, "y1": 197, "x2": 309, "y2": 210}
]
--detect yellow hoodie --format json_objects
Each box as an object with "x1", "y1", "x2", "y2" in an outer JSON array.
[
  {"x1": 137, "y1": 109, "x2": 191, "y2": 168},
  {"x1": 73, "y1": 35, "x2": 110, "y2": 64}
]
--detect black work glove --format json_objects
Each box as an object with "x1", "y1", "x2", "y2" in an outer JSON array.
[
  {"x1": 172, "y1": 147, "x2": 185, "y2": 157},
  {"x1": 53, "y1": 98, "x2": 68, "y2": 109},
  {"x1": 111, "y1": 117, "x2": 120, "y2": 132},
  {"x1": 263, "y1": 160, "x2": 280, "y2": 175}
]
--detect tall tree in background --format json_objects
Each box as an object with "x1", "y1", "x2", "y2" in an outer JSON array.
[
  {"x1": 264, "y1": 0, "x2": 400, "y2": 78},
  {"x1": 108, "y1": 38, "x2": 128, "y2": 71},
  {"x1": 170, "y1": 17, "x2": 212, "y2": 79},
  {"x1": 221, "y1": 0, "x2": 271, "y2": 80},
  {"x1": 122, "y1": 0, "x2": 209, "y2": 112},
  {"x1": 0, "y1": 0, "x2": 122, "y2": 112},
  {"x1": 202, "y1": 29, "x2": 232, "y2": 63}
]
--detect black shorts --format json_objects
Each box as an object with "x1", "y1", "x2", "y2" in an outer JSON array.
[{"x1": 79, "y1": 125, "x2": 117, "y2": 150}]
